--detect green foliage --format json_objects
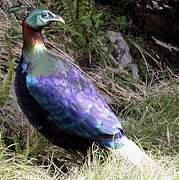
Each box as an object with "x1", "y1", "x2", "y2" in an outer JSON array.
[
  {"x1": 59, "y1": 0, "x2": 103, "y2": 32},
  {"x1": 115, "y1": 16, "x2": 127, "y2": 33},
  {"x1": 54, "y1": 0, "x2": 116, "y2": 66}
]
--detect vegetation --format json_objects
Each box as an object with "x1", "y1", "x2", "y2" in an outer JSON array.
[
  {"x1": 0, "y1": 141, "x2": 53, "y2": 180},
  {"x1": 0, "y1": 0, "x2": 178, "y2": 179},
  {"x1": 54, "y1": 0, "x2": 111, "y2": 66}
]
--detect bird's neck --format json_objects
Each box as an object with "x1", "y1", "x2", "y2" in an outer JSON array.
[
  {"x1": 22, "y1": 20, "x2": 46, "y2": 54},
  {"x1": 21, "y1": 20, "x2": 52, "y2": 76}
]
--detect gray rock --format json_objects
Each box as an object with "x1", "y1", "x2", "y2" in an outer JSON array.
[{"x1": 106, "y1": 30, "x2": 139, "y2": 79}]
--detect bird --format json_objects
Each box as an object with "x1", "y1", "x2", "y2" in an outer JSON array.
[{"x1": 15, "y1": 9, "x2": 151, "y2": 165}]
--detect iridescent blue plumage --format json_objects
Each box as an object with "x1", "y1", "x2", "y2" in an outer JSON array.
[
  {"x1": 24, "y1": 53, "x2": 124, "y2": 148},
  {"x1": 15, "y1": 9, "x2": 151, "y2": 164}
]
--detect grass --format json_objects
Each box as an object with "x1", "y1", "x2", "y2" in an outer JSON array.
[
  {"x1": 0, "y1": 139, "x2": 54, "y2": 180},
  {"x1": 0, "y1": 87, "x2": 179, "y2": 179},
  {"x1": 0, "y1": 137, "x2": 178, "y2": 180},
  {"x1": 123, "y1": 87, "x2": 179, "y2": 154},
  {"x1": 73, "y1": 152, "x2": 179, "y2": 180},
  {"x1": 0, "y1": 0, "x2": 179, "y2": 179}
]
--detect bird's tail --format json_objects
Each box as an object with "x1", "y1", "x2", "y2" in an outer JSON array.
[{"x1": 113, "y1": 136, "x2": 153, "y2": 165}]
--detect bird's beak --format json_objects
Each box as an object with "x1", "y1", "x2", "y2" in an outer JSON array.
[{"x1": 49, "y1": 13, "x2": 65, "y2": 24}]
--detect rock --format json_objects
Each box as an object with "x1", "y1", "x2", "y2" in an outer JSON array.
[{"x1": 105, "y1": 31, "x2": 139, "y2": 79}]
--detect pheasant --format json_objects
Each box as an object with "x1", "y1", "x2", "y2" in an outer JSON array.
[{"x1": 15, "y1": 9, "x2": 150, "y2": 165}]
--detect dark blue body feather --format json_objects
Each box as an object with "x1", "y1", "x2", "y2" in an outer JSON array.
[
  {"x1": 15, "y1": 52, "x2": 124, "y2": 150},
  {"x1": 15, "y1": 9, "x2": 150, "y2": 164}
]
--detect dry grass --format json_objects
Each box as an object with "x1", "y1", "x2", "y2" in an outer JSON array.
[
  {"x1": 72, "y1": 151, "x2": 179, "y2": 180},
  {"x1": 0, "y1": 139, "x2": 178, "y2": 180},
  {"x1": 0, "y1": 140, "x2": 58, "y2": 180}
]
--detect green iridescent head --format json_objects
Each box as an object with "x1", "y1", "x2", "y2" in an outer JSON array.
[{"x1": 26, "y1": 9, "x2": 65, "y2": 30}]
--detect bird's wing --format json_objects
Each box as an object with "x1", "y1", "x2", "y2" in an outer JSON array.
[{"x1": 26, "y1": 56, "x2": 122, "y2": 140}]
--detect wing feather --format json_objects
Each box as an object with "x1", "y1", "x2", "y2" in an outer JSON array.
[{"x1": 26, "y1": 56, "x2": 122, "y2": 140}]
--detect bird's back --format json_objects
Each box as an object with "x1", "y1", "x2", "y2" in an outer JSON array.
[
  {"x1": 15, "y1": 55, "x2": 93, "y2": 150},
  {"x1": 15, "y1": 51, "x2": 124, "y2": 150}
]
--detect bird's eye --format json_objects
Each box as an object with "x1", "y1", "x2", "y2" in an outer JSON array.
[{"x1": 41, "y1": 13, "x2": 49, "y2": 18}]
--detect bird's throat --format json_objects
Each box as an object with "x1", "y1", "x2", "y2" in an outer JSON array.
[{"x1": 22, "y1": 20, "x2": 46, "y2": 53}]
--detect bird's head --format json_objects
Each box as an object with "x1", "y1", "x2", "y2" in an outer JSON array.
[{"x1": 26, "y1": 9, "x2": 65, "y2": 30}]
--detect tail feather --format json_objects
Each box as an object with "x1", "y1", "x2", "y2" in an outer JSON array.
[{"x1": 113, "y1": 136, "x2": 153, "y2": 165}]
